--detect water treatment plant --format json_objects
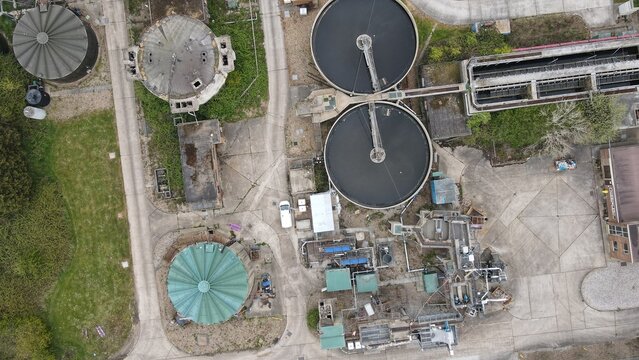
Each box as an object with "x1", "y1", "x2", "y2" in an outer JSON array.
[{"x1": 5, "y1": 0, "x2": 639, "y2": 357}]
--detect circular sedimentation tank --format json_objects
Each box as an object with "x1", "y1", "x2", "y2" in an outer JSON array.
[
  {"x1": 12, "y1": 5, "x2": 98, "y2": 82},
  {"x1": 311, "y1": 0, "x2": 418, "y2": 95},
  {"x1": 167, "y1": 243, "x2": 249, "y2": 324},
  {"x1": 324, "y1": 102, "x2": 433, "y2": 209},
  {"x1": 138, "y1": 15, "x2": 226, "y2": 102}
]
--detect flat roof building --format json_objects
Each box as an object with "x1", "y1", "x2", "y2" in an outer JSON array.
[
  {"x1": 310, "y1": 191, "x2": 335, "y2": 233},
  {"x1": 600, "y1": 145, "x2": 639, "y2": 262},
  {"x1": 325, "y1": 268, "x2": 351, "y2": 292},
  {"x1": 319, "y1": 324, "x2": 346, "y2": 349},
  {"x1": 355, "y1": 273, "x2": 378, "y2": 293},
  {"x1": 177, "y1": 120, "x2": 223, "y2": 210}
]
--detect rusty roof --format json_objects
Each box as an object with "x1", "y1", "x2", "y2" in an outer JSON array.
[{"x1": 611, "y1": 145, "x2": 639, "y2": 223}]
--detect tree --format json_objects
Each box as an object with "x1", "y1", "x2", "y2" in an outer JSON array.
[
  {"x1": 14, "y1": 317, "x2": 54, "y2": 360},
  {"x1": 537, "y1": 102, "x2": 589, "y2": 157},
  {"x1": 0, "y1": 123, "x2": 31, "y2": 220},
  {"x1": 580, "y1": 94, "x2": 625, "y2": 144}
]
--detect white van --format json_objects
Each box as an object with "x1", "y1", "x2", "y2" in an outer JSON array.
[{"x1": 279, "y1": 200, "x2": 293, "y2": 229}]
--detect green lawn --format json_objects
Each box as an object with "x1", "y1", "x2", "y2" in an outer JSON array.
[{"x1": 45, "y1": 111, "x2": 134, "y2": 359}]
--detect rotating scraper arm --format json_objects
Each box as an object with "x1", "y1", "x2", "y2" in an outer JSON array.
[
  {"x1": 356, "y1": 34, "x2": 380, "y2": 93},
  {"x1": 368, "y1": 102, "x2": 386, "y2": 163}
]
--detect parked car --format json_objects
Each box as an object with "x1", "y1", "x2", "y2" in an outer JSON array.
[{"x1": 279, "y1": 201, "x2": 293, "y2": 229}]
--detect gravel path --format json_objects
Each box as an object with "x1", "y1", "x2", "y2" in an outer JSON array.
[{"x1": 581, "y1": 262, "x2": 639, "y2": 311}]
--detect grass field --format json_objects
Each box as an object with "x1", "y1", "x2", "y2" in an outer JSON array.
[{"x1": 45, "y1": 111, "x2": 134, "y2": 359}]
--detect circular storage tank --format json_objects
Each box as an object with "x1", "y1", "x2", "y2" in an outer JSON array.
[
  {"x1": 167, "y1": 243, "x2": 250, "y2": 324},
  {"x1": 311, "y1": 0, "x2": 418, "y2": 95},
  {"x1": 138, "y1": 15, "x2": 225, "y2": 102},
  {"x1": 324, "y1": 102, "x2": 433, "y2": 209},
  {"x1": 12, "y1": 5, "x2": 98, "y2": 82}
]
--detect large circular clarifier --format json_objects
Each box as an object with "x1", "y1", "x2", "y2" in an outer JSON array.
[
  {"x1": 325, "y1": 102, "x2": 433, "y2": 209},
  {"x1": 311, "y1": 0, "x2": 418, "y2": 95}
]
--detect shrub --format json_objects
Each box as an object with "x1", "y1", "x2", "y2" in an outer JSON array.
[{"x1": 307, "y1": 308, "x2": 320, "y2": 331}]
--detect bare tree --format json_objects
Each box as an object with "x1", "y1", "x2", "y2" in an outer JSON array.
[{"x1": 537, "y1": 102, "x2": 589, "y2": 157}]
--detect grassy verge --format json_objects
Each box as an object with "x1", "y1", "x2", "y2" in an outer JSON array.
[
  {"x1": 199, "y1": 0, "x2": 268, "y2": 121},
  {"x1": 462, "y1": 106, "x2": 553, "y2": 161},
  {"x1": 314, "y1": 162, "x2": 329, "y2": 192},
  {"x1": 135, "y1": 83, "x2": 184, "y2": 196},
  {"x1": 306, "y1": 308, "x2": 319, "y2": 331},
  {"x1": 45, "y1": 111, "x2": 134, "y2": 359},
  {"x1": 509, "y1": 14, "x2": 590, "y2": 48},
  {"x1": 134, "y1": 0, "x2": 268, "y2": 197}
]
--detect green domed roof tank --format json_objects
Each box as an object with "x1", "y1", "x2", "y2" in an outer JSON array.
[{"x1": 167, "y1": 243, "x2": 249, "y2": 324}]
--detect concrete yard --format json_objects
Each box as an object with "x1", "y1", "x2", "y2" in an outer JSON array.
[
  {"x1": 411, "y1": 0, "x2": 614, "y2": 27},
  {"x1": 431, "y1": 145, "x2": 639, "y2": 357}
]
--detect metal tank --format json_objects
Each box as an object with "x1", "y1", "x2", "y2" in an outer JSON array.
[
  {"x1": 12, "y1": 4, "x2": 98, "y2": 82},
  {"x1": 167, "y1": 243, "x2": 251, "y2": 324}
]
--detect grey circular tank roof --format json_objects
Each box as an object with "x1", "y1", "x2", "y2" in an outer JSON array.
[
  {"x1": 311, "y1": 0, "x2": 418, "y2": 95},
  {"x1": 139, "y1": 15, "x2": 219, "y2": 100},
  {"x1": 13, "y1": 5, "x2": 89, "y2": 79},
  {"x1": 324, "y1": 102, "x2": 432, "y2": 209}
]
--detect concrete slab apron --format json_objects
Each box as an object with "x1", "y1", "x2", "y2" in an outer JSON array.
[
  {"x1": 412, "y1": 0, "x2": 613, "y2": 27},
  {"x1": 452, "y1": 146, "x2": 639, "y2": 353}
]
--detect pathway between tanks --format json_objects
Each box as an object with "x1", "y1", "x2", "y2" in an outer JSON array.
[
  {"x1": 411, "y1": 0, "x2": 613, "y2": 27},
  {"x1": 103, "y1": 0, "x2": 184, "y2": 358}
]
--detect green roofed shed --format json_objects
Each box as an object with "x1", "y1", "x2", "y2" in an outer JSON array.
[
  {"x1": 167, "y1": 243, "x2": 249, "y2": 324},
  {"x1": 356, "y1": 273, "x2": 378, "y2": 293},
  {"x1": 320, "y1": 324, "x2": 346, "y2": 349},
  {"x1": 423, "y1": 272, "x2": 439, "y2": 293},
  {"x1": 325, "y1": 268, "x2": 351, "y2": 292}
]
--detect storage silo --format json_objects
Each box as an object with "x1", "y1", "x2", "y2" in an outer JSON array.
[
  {"x1": 12, "y1": 4, "x2": 98, "y2": 82},
  {"x1": 167, "y1": 243, "x2": 252, "y2": 324}
]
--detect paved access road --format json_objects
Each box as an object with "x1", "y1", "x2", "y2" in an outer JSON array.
[
  {"x1": 412, "y1": 0, "x2": 613, "y2": 27},
  {"x1": 102, "y1": 0, "x2": 183, "y2": 358}
]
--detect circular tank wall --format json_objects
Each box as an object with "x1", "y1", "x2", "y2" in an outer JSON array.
[
  {"x1": 12, "y1": 5, "x2": 98, "y2": 82},
  {"x1": 138, "y1": 15, "x2": 222, "y2": 101},
  {"x1": 167, "y1": 243, "x2": 250, "y2": 324},
  {"x1": 311, "y1": 0, "x2": 418, "y2": 95},
  {"x1": 324, "y1": 102, "x2": 433, "y2": 209}
]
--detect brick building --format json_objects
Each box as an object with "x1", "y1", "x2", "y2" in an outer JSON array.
[{"x1": 600, "y1": 145, "x2": 639, "y2": 262}]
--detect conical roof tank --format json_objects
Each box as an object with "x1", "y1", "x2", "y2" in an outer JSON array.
[
  {"x1": 12, "y1": 5, "x2": 98, "y2": 82},
  {"x1": 167, "y1": 243, "x2": 250, "y2": 324}
]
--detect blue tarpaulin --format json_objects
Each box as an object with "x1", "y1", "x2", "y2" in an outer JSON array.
[
  {"x1": 340, "y1": 257, "x2": 368, "y2": 266},
  {"x1": 324, "y1": 245, "x2": 352, "y2": 253}
]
